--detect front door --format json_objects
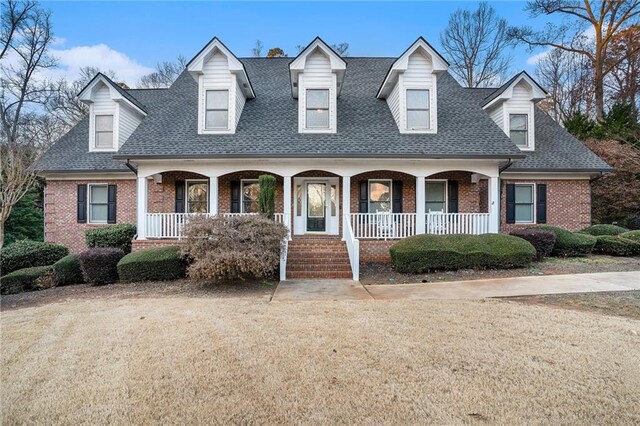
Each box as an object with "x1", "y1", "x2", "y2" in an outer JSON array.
[{"x1": 306, "y1": 182, "x2": 326, "y2": 232}]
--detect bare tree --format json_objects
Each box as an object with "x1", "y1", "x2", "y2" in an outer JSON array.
[
  {"x1": 251, "y1": 39, "x2": 263, "y2": 57},
  {"x1": 605, "y1": 24, "x2": 640, "y2": 111},
  {"x1": 137, "y1": 55, "x2": 186, "y2": 88},
  {"x1": 0, "y1": 0, "x2": 56, "y2": 249},
  {"x1": 440, "y1": 1, "x2": 511, "y2": 88},
  {"x1": 331, "y1": 42, "x2": 349, "y2": 56},
  {"x1": 508, "y1": 0, "x2": 640, "y2": 122}
]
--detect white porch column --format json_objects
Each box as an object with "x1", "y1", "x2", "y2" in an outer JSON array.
[
  {"x1": 416, "y1": 176, "x2": 426, "y2": 234},
  {"x1": 342, "y1": 175, "x2": 350, "y2": 240},
  {"x1": 136, "y1": 176, "x2": 148, "y2": 240},
  {"x1": 489, "y1": 176, "x2": 500, "y2": 233},
  {"x1": 208, "y1": 176, "x2": 218, "y2": 215},
  {"x1": 283, "y1": 176, "x2": 292, "y2": 238}
]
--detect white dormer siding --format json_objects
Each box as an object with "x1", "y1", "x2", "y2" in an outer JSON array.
[
  {"x1": 298, "y1": 50, "x2": 337, "y2": 133},
  {"x1": 504, "y1": 81, "x2": 535, "y2": 150},
  {"x1": 119, "y1": 103, "x2": 145, "y2": 147},
  {"x1": 235, "y1": 80, "x2": 246, "y2": 128},
  {"x1": 487, "y1": 104, "x2": 504, "y2": 130},
  {"x1": 387, "y1": 81, "x2": 401, "y2": 128},
  {"x1": 399, "y1": 51, "x2": 437, "y2": 133}
]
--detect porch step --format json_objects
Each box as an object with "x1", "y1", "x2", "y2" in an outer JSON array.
[{"x1": 286, "y1": 237, "x2": 353, "y2": 279}]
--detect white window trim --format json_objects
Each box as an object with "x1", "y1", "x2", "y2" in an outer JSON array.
[
  {"x1": 204, "y1": 89, "x2": 230, "y2": 130},
  {"x1": 368, "y1": 179, "x2": 393, "y2": 213},
  {"x1": 425, "y1": 179, "x2": 448, "y2": 213},
  {"x1": 304, "y1": 88, "x2": 330, "y2": 130},
  {"x1": 89, "y1": 104, "x2": 120, "y2": 152},
  {"x1": 504, "y1": 102, "x2": 536, "y2": 151},
  {"x1": 298, "y1": 73, "x2": 337, "y2": 134},
  {"x1": 88, "y1": 183, "x2": 109, "y2": 224},
  {"x1": 185, "y1": 179, "x2": 209, "y2": 213},
  {"x1": 514, "y1": 182, "x2": 536, "y2": 224},
  {"x1": 240, "y1": 179, "x2": 259, "y2": 214},
  {"x1": 401, "y1": 78, "x2": 438, "y2": 134},
  {"x1": 197, "y1": 74, "x2": 236, "y2": 135},
  {"x1": 405, "y1": 88, "x2": 431, "y2": 131}
]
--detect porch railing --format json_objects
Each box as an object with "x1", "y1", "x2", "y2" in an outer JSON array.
[
  {"x1": 343, "y1": 214, "x2": 360, "y2": 281},
  {"x1": 426, "y1": 212, "x2": 490, "y2": 235},
  {"x1": 349, "y1": 213, "x2": 417, "y2": 240}
]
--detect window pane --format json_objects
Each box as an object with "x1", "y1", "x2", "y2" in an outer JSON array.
[
  {"x1": 96, "y1": 131, "x2": 114, "y2": 148},
  {"x1": 307, "y1": 183, "x2": 325, "y2": 217},
  {"x1": 186, "y1": 182, "x2": 208, "y2": 213},
  {"x1": 515, "y1": 204, "x2": 533, "y2": 222},
  {"x1": 306, "y1": 89, "x2": 329, "y2": 109},
  {"x1": 330, "y1": 185, "x2": 336, "y2": 216},
  {"x1": 515, "y1": 185, "x2": 533, "y2": 203},
  {"x1": 426, "y1": 202, "x2": 445, "y2": 213},
  {"x1": 425, "y1": 182, "x2": 446, "y2": 202},
  {"x1": 369, "y1": 181, "x2": 391, "y2": 203},
  {"x1": 407, "y1": 110, "x2": 429, "y2": 129},
  {"x1": 370, "y1": 202, "x2": 391, "y2": 213},
  {"x1": 90, "y1": 204, "x2": 108, "y2": 222},
  {"x1": 188, "y1": 201, "x2": 208, "y2": 214},
  {"x1": 406, "y1": 90, "x2": 429, "y2": 109},
  {"x1": 242, "y1": 182, "x2": 259, "y2": 213},
  {"x1": 91, "y1": 186, "x2": 108, "y2": 203},
  {"x1": 205, "y1": 110, "x2": 228, "y2": 129},
  {"x1": 296, "y1": 185, "x2": 302, "y2": 216},
  {"x1": 510, "y1": 114, "x2": 527, "y2": 130},
  {"x1": 306, "y1": 109, "x2": 329, "y2": 128},
  {"x1": 95, "y1": 115, "x2": 113, "y2": 131},
  {"x1": 511, "y1": 130, "x2": 528, "y2": 147},
  {"x1": 206, "y1": 90, "x2": 228, "y2": 109}
]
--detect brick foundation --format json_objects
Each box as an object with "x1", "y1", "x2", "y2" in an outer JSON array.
[{"x1": 360, "y1": 240, "x2": 396, "y2": 263}]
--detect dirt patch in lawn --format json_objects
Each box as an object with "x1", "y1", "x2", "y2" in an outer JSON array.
[
  {"x1": 507, "y1": 291, "x2": 640, "y2": 320},
  {"x1": 361, "y1": 255, "x2": 640, "y2": 285}
]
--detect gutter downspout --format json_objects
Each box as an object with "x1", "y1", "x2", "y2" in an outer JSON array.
[{"x1": 125, "y1": 159, "x2": 138, "y2": 175}]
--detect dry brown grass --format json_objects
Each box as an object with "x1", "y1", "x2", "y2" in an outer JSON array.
[{"x1": 2, "y1": 294, "x2": 640, "y2": 424}]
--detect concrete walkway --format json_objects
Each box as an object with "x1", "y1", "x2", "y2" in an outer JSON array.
[{"x1": 272, "y1": 271, "x2": 640, "y2": 302}]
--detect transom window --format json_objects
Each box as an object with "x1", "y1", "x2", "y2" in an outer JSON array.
[
  {"x1": 95, "y1": 115, "x2": 114, "y2": 149},
  {"x1": 205, "y1": 90, "x2": 229, "y2": 129},
  {"x1": 242, "y1": 180, "x2": 260, "y2": 213},
  {"x1": 426, "y1": 181, "x2": 447, "y2": 213},
  {"x1": 89, "y1": 185, "x2": 108, "y2": 223},
  {"x1": 306, "y1": 89, "x2": 329, "y2": 129},
  {"x1": 369, "y1": 180, "x2": 392, "y2": 213},
  {"x1": 510, "y1": 114, "x2": 529, "y2": 148},
  {"x1": 406, "y1": 89, "x2": 430, "y2": 130},
  {"x1": 515, "y1": 184, "x2": 534, "y2": 223},
  {"x1": 187, "y1": 181, "x2": 208, "y2": 213}
]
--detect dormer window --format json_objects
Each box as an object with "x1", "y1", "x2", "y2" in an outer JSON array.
[
  {"x1": 306, "y1": 89, "x2": 330, "y2": 129},
  {"x1": 205, "y1": 90, "x2": 229, "y2": 130},
  {"x1": 406, "y1": 89, "x2": 430, "y2": 130},
  {"x1": 509, "y1": 114, "x2": 529, "y2": 148},
  {"x1": 95, "y1": 115, "x2": 114, "y2": 149}
]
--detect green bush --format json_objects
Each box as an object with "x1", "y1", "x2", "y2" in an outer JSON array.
[
  {"x1": 509, "y1": 229, "x2": 557, "y2": 260},
  {"x1": 580, "y1": 224, "x2": 629, "y2": 236},
  {"x1": 79, "y1": 248, "x2": 124, "y2": 285},
  {"x1": 258, "y1": 174, "x2": 276, "y2": 219},
  {"x1": 622, "y1": 215, "x2": 640, "y2": 230},
  {"x1": 1, "y1": 266, "x2": 52, "y2": 295},
  {"x1": 85, "y1": 224, "x2": 137, "y2": 254},
  {"x1": 389, "y1": 234, "x2": 536, "y2": 273},
  {"x1": 52, "y1": 254, "x2": 84, "y2": 285},
  {"x1": 1, "y1": 240, "x2": 68, "y2": 275},
  {"x1": 532, "y1": 226, "x2": 597, "y2": 257},
  {"x1": 593, "y1": 236, "x2": 640, "y2": 257},
  {"x1": 117, "y1": 246, "x2": 186, "y2": 283},
  {"x1": 620, "y1": 230, "x2": 640, "y2": 243}
]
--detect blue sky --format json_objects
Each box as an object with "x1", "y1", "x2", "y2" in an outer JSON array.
[{"x1": 44, "y1": 1, "x2": 557, "y2": 86}]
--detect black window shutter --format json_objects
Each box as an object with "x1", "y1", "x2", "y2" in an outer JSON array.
[
  {"x1": 230, "y1": 180, "x2": 241, "y2": 213},
  {"x1": 359, "y1": 181, "x2": 368, "y2": 213},
  {"x1": 77, "y1": 184, "x2": 87, "y2": 223},
  {"x1": 392, "y1": 180, "x2": 403, "y2": 213},
  {"x1": 107, "y1": 184, "x2": 117, "y2": 224},
  {"x1": 175, "y1": 180, "x2": 185, "y2": 213},
  {"x1": 506, "y1": 183, "x2": 516, "y2": 224},
  {"x1": 536, "y1": 184, "x2": 547, "y2": 224},
  {"x1": 448, "y1": 180, "x2": 459, "y2": 213}
]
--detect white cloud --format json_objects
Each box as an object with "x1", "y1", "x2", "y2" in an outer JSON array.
[{"x1": 526, "y1": 48, "x2": 552, "y2": 66}]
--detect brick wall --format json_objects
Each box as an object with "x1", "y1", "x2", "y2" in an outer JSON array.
[
  {"x1": 45, "y1": 179, "x2": 137, "y2": 253},
  {"x1": 360, "y1": 240, "x2": 396, "y2": 263}
]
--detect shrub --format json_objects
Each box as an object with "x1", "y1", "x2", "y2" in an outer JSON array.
[
  {"x1": 85, "y1": 224, "x2": 137, "y2": 254},
  {"x1": 620, "y1": 230, "x2": 640, "y2": 243},
  {"x1": 1, "y1": 266, "x2": 51, "y2": 295},
  {"x1": 532, "y1": 226, "x2": 596, "y2": 257},
  {"x1": 258, "y1": 174, "x2": 276, "y2": 219},
  {"x1": 117, "y1": 246, "x2": 186, "y2": 283},
  {"x1": 79, "y1": 248, "x2": 124, "y2": 285},
  {"x1": 35, "y1": 269, "x2": 58, "y2": 290},
  {"x1": 509, "y1": 229, "x2": 557, "y2": 260},
  {"x1": 1, "y1": 240, "x2": 68, "y2": 275},
  {"x1": 182, "y1": 215, "x2": 288, "y2": 282},
  {"x1": 52, "y1": 254, "x2": 84, "y2": 285},
  {"x1": 593, "y1": 236, "x2": 640, "y2": 257},
  {"x1": 580, "y1": 224, "x2": 629, "y2": 236},
  {"x1": 623, "y1": 214, "x2": 640, "y2": 230},
  {"x1": 389, "y1": 234, "x2": 536, "y2": 273}
]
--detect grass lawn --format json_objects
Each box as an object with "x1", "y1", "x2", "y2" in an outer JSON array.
[{"x1": 2, "y1": 283, "x2": 639, "y2": 424}]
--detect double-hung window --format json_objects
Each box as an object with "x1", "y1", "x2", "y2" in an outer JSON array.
[
  {"x1": 514, "y1": 184, "x2": 534, "y2": 223},
  {"x1": 89, "y1": 185, "x2": 108, "y2": 223},
  {"x1": 186, "y1": 181, "x2": 208, "y2": 213},
  {"x1": 306, "y1": 89, "x2": 329, "y2": 129},
  {"x1": 241, "y1": 180, "x2": 260, "y2": 213},
  {"x1": 406, "y1": 89, "x2": 430, "y2": 130},
  {"x1": 369, "y1": 180, "x2": 392, "y2": 213},
  {"x1": 95, "y1": 115, "x2": 114, "y2": 149},
  {"x1": 425, "y1": 181, "x2": 446, "y2": 212},
  {"x1": 510, "y1": 114, "x2": 529, "y2": 148},
  {"x1": 205, "y1": 90, "x2": 229, "y2": 129}
]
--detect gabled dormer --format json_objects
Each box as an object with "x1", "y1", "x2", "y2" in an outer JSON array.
[
  {"x1": 78, "y1": 73, "x2": 147, "y2": 152},
  {"x1": 377, "y1": 37, "x2": 448, "y2": 134},
  {"x1": 482, "y1": 71, "x2": 547, "y2": 151},
  {"x1": 289, "y1": 37, "x2": 346, "y2": 134},
  {"x1": 187, "y1": 37, "x2": 255, "y2": 134}
]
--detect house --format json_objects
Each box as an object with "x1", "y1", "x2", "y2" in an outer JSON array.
[{"x1": 37, "y1": 36, "x2": 611, "y2": 280}]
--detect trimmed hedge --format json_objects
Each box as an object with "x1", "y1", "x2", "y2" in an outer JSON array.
[
  {"x1": 117, "y1": 246, "x2": 186, "y2": 283},
  {"x1": 85, "y1": 224, "x2": 137, "y2": 254},
  {"x1": 79, "y1": 248, "x2": 124, "y2": 285},
  {"x1": 1, "y1": 240, "x2": 68, "y2": 275},
  {"x1": 620, "y1": 230, "x2": 640, "y2": 243},
  {"x1": 532, "y1": 226, "x2": 596, "y2": 257},
  {"x1": 509, "y1": 229, "x2": 556, "y2": 260},
  {"x1": 580, "y1": 224, "x2": 629, "y2": 236},
  {"x1": 593, "y1": 236, "x2": 640, "y2": 256},
  {"x1": 1, "y1": 266, "x2": 52, "y2": 295},
  {"x1": 52, "y1": 254, "x2": 84, "y2": 285},
  {"x1": 389, "y1": 234, "x2": 536, "y2": 273}
]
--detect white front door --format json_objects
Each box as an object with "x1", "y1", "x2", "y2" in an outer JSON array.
[{"x1": 293, "y1": 177, "x2": 339, "y2": 235}]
